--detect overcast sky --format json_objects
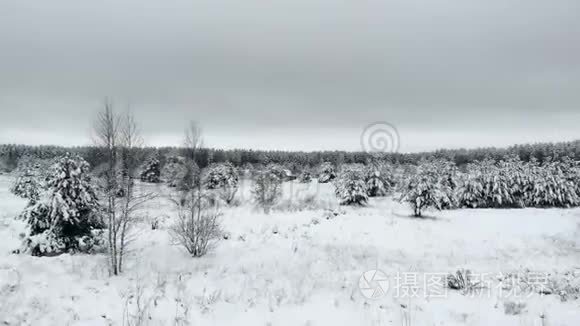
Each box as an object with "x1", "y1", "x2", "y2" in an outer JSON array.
[{"x1": 0, "y1": 0, "x2": 578, "y2": 152}]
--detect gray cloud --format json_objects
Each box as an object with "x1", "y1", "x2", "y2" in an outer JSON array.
[{"x1": 1, "y1": 0, "x2": 579, "y2": 151}]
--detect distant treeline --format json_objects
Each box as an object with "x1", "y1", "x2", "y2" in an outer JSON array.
[{"x1": 1, "y1": 139, "x2": 579, "y2": 172}]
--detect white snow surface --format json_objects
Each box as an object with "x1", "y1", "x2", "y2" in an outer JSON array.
[{"x1": 0, "y1": 175, "x2": 579, "y2": 325}]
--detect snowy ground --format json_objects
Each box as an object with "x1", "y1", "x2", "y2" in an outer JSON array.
[{"x1": 1, "y1": 174, "x2": 579, "y2": 325}]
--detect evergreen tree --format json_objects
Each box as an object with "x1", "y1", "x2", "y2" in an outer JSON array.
[
  {"x1": 400, "y1": 162, "x2": 452, "y2": 217},
  {"x1": 204, "y1": 162, "x2": 239, "y2": 204},
  {"x1": 365, "y1": 163, "x2": 394, "y2": 197},
  {"x1": 10, "y1": 156, "x2": 54, "y2": 203},
  {"x1": 19, "y1": 153, "x2": 103, "y2": 256},
  {"x1": 140, "y1": 155, "x2": 161, "y2": 183},
  {"x1": 161, "y1": 155, "x2": 188, "y2": 187},
  {"x1": 335, "y1": 165, "x2": 368, "y2": 205}
]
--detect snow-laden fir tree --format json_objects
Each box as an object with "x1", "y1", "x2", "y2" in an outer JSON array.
[
  {"x1": 456, "y1": 164, "x2": 485, "y2": 208},
  {"x1": 495, "y1": 155, "x2": 530, "y2": 208},
  {"x1": 19, "y1": 153, "x2": 103, "y2": 256},
  {"x1": 204, "y1": 162, "x2": 239, "y2": 204},
  {"x1": 334, "y1": 164, "x2": 368, "y2": 205},
  {"x1": 11, "y1": 168, "x2": 43, "y2": 204},
  {"x1": 529, "y1": 158, "x2": 579, "y2": 207},
  {"x1": 161, "y1": 155, "x2": 188, "y2": 188},
  {"x1": 140, "y1": 154, "x2": 161, "y2": 183},
  {"x1": 455, "y1": 155, "x2": 580, "y2": 209},
  {"x1": 365, "y1": 163, "x2": 394, "y2": 197},
  {"x1": 433, "y1": 159, "x2": 460, "y2": 209},
  {"x1": 317, "y1": 162, "x2": 336, "y2": 183},
  {"x1": 252, "y1": 169, "x2": 282, "y2": 213},
  {"x1": 399, "y1": 162, "x2": 453, "y2": 217},
  {"x1": 9, "y1": 156, "x2": 54, "y2": 203},
  {"x1": 456, "y1": 158, "x2": 513, "y2": 208}
]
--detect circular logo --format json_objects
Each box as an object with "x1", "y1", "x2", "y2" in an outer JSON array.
[
  {"x1": 360, "y1": 122, "x2": 400, "y2": 153},
  {"x1": 359, "y1": 269, "x2": 389, "y2": 299}
]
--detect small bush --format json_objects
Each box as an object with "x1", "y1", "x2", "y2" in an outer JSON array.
[
  {"x1": 446, "y1": 269, "x2": 474, "y2": 290},
  {"x1": 297, "y1": 171, "x2": 312, "y2": 183},
  {"x1": 252, "y1": 170, "x2": 282, "y2": 213},
  {"x1": 170, "y1": 191, "x2": 222, "y2": 257},
  {"x1": 317, "y1": 162, "x2": 336, "y2": 183}
]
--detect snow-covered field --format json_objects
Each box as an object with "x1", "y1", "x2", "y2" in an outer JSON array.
[{"x1": 1, "y1": 174, "x2": 579, "y2": 325}]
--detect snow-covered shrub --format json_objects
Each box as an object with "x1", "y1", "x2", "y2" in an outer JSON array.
[
  {"x1": 161, "y1": 156, "x2": 188, "y2": 187},
  {"x1": 140, "y1": 155, "x2": 161, "y2": 183},
  {"x1": 334, "y1": 165, "x2": 368, "y2": 205},
  {"x1": 446, "y1": 269, "x2": 476, "y2": 291},
  {"x1": 266, "y1": 163, "x2": 286, "y2": 180},
  {"x1": 204, "y1": 162, "x2": 239, "y2": 204},
  {"x1": 317, "y1": 162, "x2": 336, "y2": 183},
  {"x1": 399, "y1": 161, "x2": 453, "y2": 217},
  {"x1": 297, "y1": 170, "x2": 312, "y2": 183},
  {"x1": 170, "y1": 193, "x2": 222, "y2": 257},
  {"x1": 252, "y1": 170, "x2": 282, "y2": 213},
  {"x1": 18, "y1": 153, "x2": 103, "y2": 256}
]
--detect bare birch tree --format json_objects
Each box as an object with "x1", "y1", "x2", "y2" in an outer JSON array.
[{"x1": 93, "y1": 100, "x2": 154, "y2": 275}]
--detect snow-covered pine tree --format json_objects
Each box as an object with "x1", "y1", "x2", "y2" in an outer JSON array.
[
  {"x1": 204, "y1": 162, "x2": 239, "y2": 204},
  {"x1": 9, "y1": 156, "x2": 54, "y2": 203},
  {"x1": 317, "y1": 162, "x2": 336, "y2": 183},
  {"x1": 498, "y1": 155, "x2": 530, "y2": 208},
  {"x1": 140, "y1": 154, "x2": 161, "y2": 183},
  {"x1": 161, "y1": 155, "x2": 188, "y2": 187},
  {"x1": 456, "y1": 158, "x2": 517, "y2": 208},
  {"x1": 399, "y1": 161, "x2": 452, "y2": 217},
  {"x1": 480, "y1": 158, "x2": 513, "y2": 208},
  {"x1": 335, "y1": 164, "x2": 368, "y2": 205},
  {"x1": 562, "y1": 157, "x2": 580, "y2": 203},
  {"x1": 530, "y1": 158, "x2": 580, "y2": 207},
  {"x1": 456, "y1": 162, "x2": 485, "y2": 208},
  {"x1": 19, "y1": 153, "x2": 103, "y2": 256},
  {"x1": 433, "y1": 160, "x2": 459, "y2": 209},
  {"x1": 365, "y1": 163, "x2": 393, "y2": 197}
]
